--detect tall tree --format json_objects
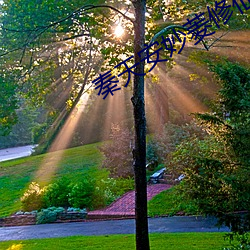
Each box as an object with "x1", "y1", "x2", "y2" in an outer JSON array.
[{"x1": 132, "y1": 1, "x2": 149, "y2": 249}]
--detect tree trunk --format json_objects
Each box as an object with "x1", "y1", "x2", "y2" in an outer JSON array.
[{"x1": 132, "y1": 1, "x2": 150, "y2": 250}]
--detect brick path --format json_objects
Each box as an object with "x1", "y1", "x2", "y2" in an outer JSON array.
[{"x1": 88, "y1": 184, "x2": 171, "y2": 219}]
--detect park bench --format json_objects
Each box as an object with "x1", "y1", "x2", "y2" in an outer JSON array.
[
  {"x1": 149, "y1": 168, "x2": 165, "y2": 184},
  {"x1": 175, "y1": 174, "x2": 185, "y2": 182}
]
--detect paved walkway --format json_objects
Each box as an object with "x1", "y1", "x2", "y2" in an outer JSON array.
[
  {"x1": 0, "y1": 184, "x2": 230, "y2": 241},
  {"x1": 88, "y1": 184, "x2": 171, "y2": 218},
  {"x1": 0, "y1": 145, "x2": 37, "y2": 162},
  {"x1": 0, "y1": 216, "x2": 230, "y2": 241}
]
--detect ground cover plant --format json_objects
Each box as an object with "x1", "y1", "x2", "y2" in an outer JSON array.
[
  {"x1": 0, "y1": 233, "x2": 232, "y2": 250},
  {"x1": 36, "y1": 206, "x2": 65, "y2": 224}
]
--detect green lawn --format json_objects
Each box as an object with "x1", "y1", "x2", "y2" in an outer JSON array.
[
  {"x1": 0, "y1": 141, "x2": 197, "y2": 218},
  {"x1": 1, "y1": 141, "x2": 185, "y2": 218},
  {"x1": 0, "y1": 233, "x2": 230, "y2": 250},
  {"x1": 148, "y1": 186, "x2": 199, "y2": 217},
  {"x1": 0, "y1": 143, "x2": 103, "y2": 217}
]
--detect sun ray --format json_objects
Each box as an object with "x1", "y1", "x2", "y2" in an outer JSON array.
[
  {"x1": 99, "y1": 88, "x2": 129, "y2": 141},
  {"x1": 35, "y1": 93, "x2": 90, "y2": 184},
  {"x1": 145, "y1": 81, "x2": 164, "y2": 132}
]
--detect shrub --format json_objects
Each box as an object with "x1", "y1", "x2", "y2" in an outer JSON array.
[
  {"x1": 167, "y1": 62, "x2": 250, "y2": 233},
  {"x1": 21, "y1": 182, "x2": 45, "y2": 211},
  {"x1": 146, "y1": 141, "x2": 159, "y2": 171},
  {"x1": 92, "y1": 178, "x2": 117, "y2": 209},
  {"x1": 99, "y1": 124, "x2": 134, "y2": 178},
  {"x1": 36, "y1": 206, "x2": 64, "y2": 224},
  {"x1": 113, "y1": 177, "x2": 134, "y2": 197},
  {"x1": 32, "y1": 123, "x2": 47, "y2": 144},
  {"x1": 93, "y1": 177, "x2": 134, "y2": 209},
  {"x1": 43, "y1": 177, "x2": 71, "y2": 208},
  {"x1": 68, "y1": 180, "x2": 94, "y2": 209},
  {"x1": 167, "y1": 135, "x2": 239, "y2": 212},
  {"x1": 67, "y1": 207, "x2": 86, "y2": 213},
  {"x1": 223, "y1": 233, "x2": 250, "y2": 250}
]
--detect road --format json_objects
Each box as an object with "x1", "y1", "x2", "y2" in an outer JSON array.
[
  {"x1": 0, "y1": 216, "x2": 230, "y2": 241},
  {"x1": 0, "y1": 145, "x2": 37, "y2": 162}
]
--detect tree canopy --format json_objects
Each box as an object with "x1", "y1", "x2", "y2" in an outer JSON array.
[{"x1": 0, "y1": 0, "x2": 249, "y2": 133}]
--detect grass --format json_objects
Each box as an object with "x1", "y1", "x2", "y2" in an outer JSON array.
[
  {"x1": 0, "y1": 143, "x2": 104, "y2": 217},
  {"x1": 148, "y1": 186, "x2": 199, "y2": 217},
  {"x1": 0, "y1": 140, "x2": 195, "y2": 218},
  {"x1": 0, "y1": 233, "x2": 231, "y2": 250}
]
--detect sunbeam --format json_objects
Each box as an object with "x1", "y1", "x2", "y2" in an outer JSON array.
[{"x1": 35, "y1": 93, "x2": 90, "y2": 184}]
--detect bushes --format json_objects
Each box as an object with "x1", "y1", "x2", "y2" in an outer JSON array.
[
  {"x1": 167, "y1": 135, "x2": 245, "y2": 216},
  {"x1": 68, "y1": 180, "x2": 94, "y2": 209},
  {"x1": 146, "y1": 141, "x2": 159, "y2": 171},
  {"x1": 93, "y1": 177, "x2": 134, "y2": 209},
  {"x1": 166, "y1": 61, "x2": 250, "y2": 234},
  {"x1": 21, "y1": 176, "x2": 134, "y2": 212},
  {"x1": 21, "y1": 179, "x2": 93, "y2": 211},
  {"x1": 36, "y1": 207, "x2": 64, "y2": 224},
  {"x1": 223, "y1": 233, "x2": 250, "y2": 250},
  {"x1": 32, "y1": 123, "x2": 48, "y2": 144},
  {"x1": 36, "y1": 206, "x2": 88, "y2": 224},
  {"x1": 21, "y1": 182, "x2": 45, "y2": 211},
  {"x1": 43, "y1": 177, "x2": 71, "y2": 208},
  {"x1": 93, "y1": 178, "x2": 119, "y2": 208}
]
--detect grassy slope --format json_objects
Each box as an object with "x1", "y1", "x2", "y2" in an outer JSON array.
[
  {"x1": 0, "y1": 143, "x2": 103, "y2": 217},
  {"x1": 0, "y1": 233, "x2": 230, "y2": 250},
  {"x1": 0, "y1": 141, "x2": 183, "y2": 219},
  {"x1": 148, "y1": 186, "x2": 199, "y2": 217},
  {"x1": 0, "y1": 140, "x2": 195, "y2": 219}
]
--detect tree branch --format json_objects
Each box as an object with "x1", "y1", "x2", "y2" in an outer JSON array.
[
  {"x1": 207, "y1": 30, "x2": 230, "y2": 50},
  {"x1": 0, "y1": 4, "x2": 134, "y2": 57},
  {"x1": 83, "y1": 5, "x2": 134, "y2": 23},
  {"x1": 149, "y1": 25, "x2": 187, "y2": 45},
  {"x1": 1, "y1": 4, "x2": 134, "y2": 34}
]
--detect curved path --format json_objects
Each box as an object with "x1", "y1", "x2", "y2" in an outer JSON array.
[
  {"x1": 0, "y1": 145, "x2": 37, "y2": 162},
  {"x1": 0, "y1": 184, "x2": 230, "y2": 241},
  {"x1": 0, "y1": 216, "x2": 229, "y2": 241},
  {"x1": 88, "y1": 184, "x2": 171, "y2": 219}
]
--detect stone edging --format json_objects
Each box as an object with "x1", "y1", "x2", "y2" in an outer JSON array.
[{"x1": 0, "y1": 212, "x2": 87, "y2": 227}]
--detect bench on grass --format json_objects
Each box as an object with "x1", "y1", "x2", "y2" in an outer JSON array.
[
  {"x1": 149, "y1": 168, "x2": 165, "y2": 184},
  {"x1": 175, "y1": 174, "x2": 185, "y2": 182}
]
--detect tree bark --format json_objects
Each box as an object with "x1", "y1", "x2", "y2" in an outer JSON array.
[{"x1": 132, "y1": 1, "x2": 150, "y2": 250}]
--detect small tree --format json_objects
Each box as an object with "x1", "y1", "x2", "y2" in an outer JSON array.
[
  {"x1": 99, "y1": 124, "x2": 133, "y2": 178},
  {"x1": 168, "y1": 61, "x2": 250, "y2": 233}
]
